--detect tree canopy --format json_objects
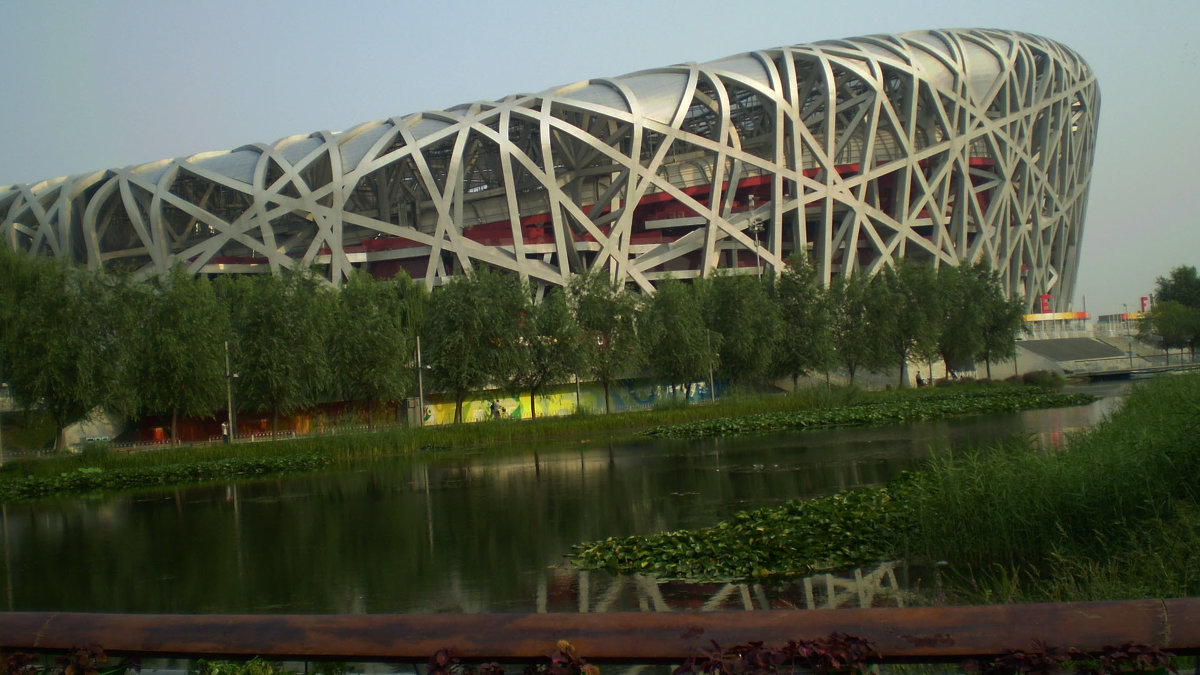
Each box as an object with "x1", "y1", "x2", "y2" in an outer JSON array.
[
  {"x1": 569, "y1": 272, "x2": 643, "y2": 413},
  {"x1": 639, "y1": 278, "x2": 717, "y2": 399}
]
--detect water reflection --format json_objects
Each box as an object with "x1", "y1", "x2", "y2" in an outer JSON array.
[
  {"x1": 2, "y1": 391, "x2": 1121, "y2": 613},
  {"x1": 537, "y1": 562, "x2": 907, "y2": 614}
]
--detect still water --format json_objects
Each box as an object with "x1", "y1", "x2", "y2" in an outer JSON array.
[{"x1": 1, "y1": 390, "x2": 1124, "y2": 614}]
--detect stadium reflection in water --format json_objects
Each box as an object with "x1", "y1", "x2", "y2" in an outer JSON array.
[{"x1": 1, "y1": 392, "x2": 1121, "y2": 614}]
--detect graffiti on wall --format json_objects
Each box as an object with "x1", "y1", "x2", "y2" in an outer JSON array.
[{"x1": 420, "y1": 379, "x2": 725, "y2": 425}]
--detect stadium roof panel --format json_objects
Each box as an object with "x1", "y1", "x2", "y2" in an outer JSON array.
[{"x1": 0, "y1": 28, "x2": 1098, "y2": 312}]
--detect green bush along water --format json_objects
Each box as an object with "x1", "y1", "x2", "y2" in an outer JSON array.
[
  {"x1": 639, "y1": 384, "x2": 1093, "y2": 439},
  {"x1": 906, "y1": 371, "x2": 1200, "y2": 601},
  {"x1": 573, "y1": 373, "x2": 1200, "y2": 602},
  {"x1": 0, "y1": 382, "x2": 1088, "y2": 503}
]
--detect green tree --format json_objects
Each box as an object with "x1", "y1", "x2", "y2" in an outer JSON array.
[
  {"x1": 424, "y1": 269, "x2": 525, "y2": 423},
  {"x1": 510, "y1": 288, "x2": 584, "y2": 418},
  {"x1": 865, "y1": 268, "x2": 907, "y2": 386},
  {"x1": 1154, "y1": 265, "x2": 1200, "y2": 310},
  {"x1": 0, "y1": 247, "x2": 33, "y2": 390},
  {"x1": 771, "y1": 256, "x2": 835, "y2": 390},
  {"x1": 569, "y1": 271, "x2": 643, "y2": 414},
  {"x1": 937, "y1": 264, "x2": 988, "y2": 376},
  {"x1": 865, "y1": 261, "x2": 946, "y2": 387},
  {"x1": 1, "y1": 258, "x2": 129, "y2": 450},
  {"x1": 828, "y1": 273, "x2": 873, "y2": 384},
  {"x1": 137, "y1": 267, "x2": 231, "y2": 443},
  {"x1": 1150, "y1": 265, "x2": 1200, "y2": 359},
  {"x1": 697, "y1": 272, "x2": 782, "y2": 387},
  {"x1": 975, "y1": 269, "x2": 1028, "y2": 379},
  {"x1": 222, "y1": 271, "x2": 331, "y2": 437},
  {"x1": 328, "y1": 271, "x2": 422, "y2": 428},
  {"x1": 1141, "y1": 300, "x2": 1200, "y2": 362},
  {"x1": 639, "y1": 278, "x2": 716, "y2": 401},
  {"x1": 897, "y1": 261, "x2": 944, "y2": 384}
]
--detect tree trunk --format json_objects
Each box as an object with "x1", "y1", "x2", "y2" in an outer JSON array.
[
  {"x1": 454, "y1": 391, "x2": 465, "y2": 424},
  {"x1": 171, "y1": 402, "x2": 180, "y2": 446},
  {"x1": 898, "y1": 359, "x2": 907, "y2": 388},
  {"x1": 603, "y1": 380, "x2": 611, "y2": 414},
  {"x1": 272, "y1": 407, "x2": 279, "y2": 439},
  {"x1": 529, "y1": 389, "x2": 537, "y2": 419},
  {"x1": 985, "y1": 356, "x2": 993, "y2": 380}
]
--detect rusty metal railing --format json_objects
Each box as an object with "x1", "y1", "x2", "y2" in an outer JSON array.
[{"x1": 1, "y1": 599, "x2": 1199, "y2": 664}]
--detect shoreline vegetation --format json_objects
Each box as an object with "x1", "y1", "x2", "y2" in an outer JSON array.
[
  {"x1": 571, "y1": 372, "x2": 1200, "y2": 604},
  {"x1": 0, "y1": 380, "x2": 1089, "y2": 503}
]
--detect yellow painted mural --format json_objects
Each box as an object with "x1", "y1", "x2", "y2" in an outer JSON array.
[{"x1": 420, "y1": 379, "x2": 723, "y2": 425}]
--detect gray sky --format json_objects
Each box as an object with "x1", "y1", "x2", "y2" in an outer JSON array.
[{"x1": 1, "y1": 0, "x2": 1195, "y2": 316}]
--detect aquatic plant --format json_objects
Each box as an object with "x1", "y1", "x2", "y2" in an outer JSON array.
[{"x1": 640, "y1": 386, "x2": 1093, "y2": 439}]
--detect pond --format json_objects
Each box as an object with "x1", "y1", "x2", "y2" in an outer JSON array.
[{"x1": 0, "y1": 388, "x2": 1124, "y2": 614}]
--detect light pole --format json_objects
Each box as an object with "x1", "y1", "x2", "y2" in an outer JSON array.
[
  {"x1": 415, "y1": 335, "x2": 426, "y2": 427},
  {"x1": 1122, "y1": 304, "x2": 1133, "y2": 370},
  {"x1": 224, "y1": 341, "x2": 238, "y2": 442},
  {"x1": 0, "y1": 354, "x2": 5, "y2": 461},
  {"x1": 0, "y1": 383, "x2": 6, "y2": 463},
  {"x1": 747, "y1": 195, "x2": 764, "y2": 278}
]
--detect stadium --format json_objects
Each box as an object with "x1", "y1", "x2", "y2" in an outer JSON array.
[{"x1": 0, "y1": 28, "x2": 1097, "y2": 311}]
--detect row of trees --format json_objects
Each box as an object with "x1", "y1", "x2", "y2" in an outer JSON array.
[
  {"x1": 1140, "y1": 265, "x2": 1200, "y2": 358},
  {"x1": 0, "y1": 249, "x2": 427, "y2": 449},
  {"x1": 0, "y1": 245, "x2": 1026, "y2": 448},
  {"x1": 422, "y1": 258, "x2": 1027, "y2": 422}
]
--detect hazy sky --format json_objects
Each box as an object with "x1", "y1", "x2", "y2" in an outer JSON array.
[{"x1": 1, "y1": 0, "x2": 1196, "y2": 315}]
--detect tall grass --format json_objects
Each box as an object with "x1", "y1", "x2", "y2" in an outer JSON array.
[{"x1": 906, "y1": 373, "x2": 1200, "y2": 572}]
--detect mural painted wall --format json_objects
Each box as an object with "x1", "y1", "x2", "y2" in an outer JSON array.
[{"x1": 420, "y1": 379, "x2": 727, "y2": 425}]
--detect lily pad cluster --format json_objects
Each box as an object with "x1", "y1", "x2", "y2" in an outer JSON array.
[
  {"x1": 571, "y1": 481, "x2": 917, "y2": 581},
  {"x1": 640, "y1": 387, "x2": 1094, "y2": 439}
]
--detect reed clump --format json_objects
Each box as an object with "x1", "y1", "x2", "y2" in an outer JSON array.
[
  {"x1": 904, "y1": 373, "x2": 1200, "y2": 571},
  {"x1": 571, "y1": 374, "x2": 1200, "y2": 601}
]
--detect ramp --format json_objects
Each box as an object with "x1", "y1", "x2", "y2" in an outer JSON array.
[{"x1": 1019, "y1": 338, "x2": 1124, "y2": 362}]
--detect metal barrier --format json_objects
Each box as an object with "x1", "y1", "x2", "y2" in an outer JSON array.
[{"x1": 1, "y1": 599, "x2": 1199, "y2": 663}]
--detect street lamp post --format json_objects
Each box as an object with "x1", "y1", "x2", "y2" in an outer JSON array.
[
  {"x1": 224, "y1": 341, "x2": 238, "y2": 442},
  {"x1": 415, "y1": 335, "x2": 426, "y2": 427},
  {"x1": 0, "y1": 383, "x2": 6, "y2": 463},
  {"x1": 0, "y1": 354, "x2": 5, "y2": 461},
  {"x1": 747, "y1": 196, "x2": 763, "y2": 278},
  {"x1": 1122, "y1": 304, "x2": 1134, "y2": 370}
]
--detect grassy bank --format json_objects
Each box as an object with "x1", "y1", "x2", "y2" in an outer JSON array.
[
  {"x1": 0, "y1": 381, "x2": 1091, "y2": 503},
  {"x1": 572, "y1": 373, "x2": 1200, "y2": 602},
  {"x1": 908, "y1": 371, "x2": 1200, "y2": 602},
  {"x1": 639, "y1": 385, "x2": 1092, "y2": 439}
]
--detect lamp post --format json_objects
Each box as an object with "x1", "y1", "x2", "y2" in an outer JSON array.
[
  {"x1": 0, "y1": 383, "x2": 6, "y2": 463},
  {"x1": 224, "y1": 341, "x2": 238, "y2": 442},
  {"x1": 747, "y1": 195, "x2": 764, "y2": 278},
  {"x1": 1123, "y1": 304, "x2": 1134, "y2": 370},
  {"x1": 415, "y1": 335, "x2": 426, "y2": 427},
  {"x1": 0, "y1": 353, "x2": 5, "y2": 461}
]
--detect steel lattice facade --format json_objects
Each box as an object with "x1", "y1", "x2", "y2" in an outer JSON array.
[{"x1": 0, "y1": 28, "x2": 1097, "y2": 311}]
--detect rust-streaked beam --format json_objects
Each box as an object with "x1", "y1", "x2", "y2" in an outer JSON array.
[{"x1": 2, "y1": 600, "x2": 1200, "y2": 663}]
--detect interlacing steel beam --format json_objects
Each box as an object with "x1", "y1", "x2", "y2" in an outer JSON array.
[{"x1": 0, "y1": 29, "x2": 1097, "y2": 311}]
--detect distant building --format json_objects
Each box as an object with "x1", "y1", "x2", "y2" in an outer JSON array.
[{"x1": 0, "y1": 29, "x2": 1098, "y2": 311}]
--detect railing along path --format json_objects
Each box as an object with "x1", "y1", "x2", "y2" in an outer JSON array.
[{"x1": 2, "y1": 599, "x2": 1200, "y2": 664}]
